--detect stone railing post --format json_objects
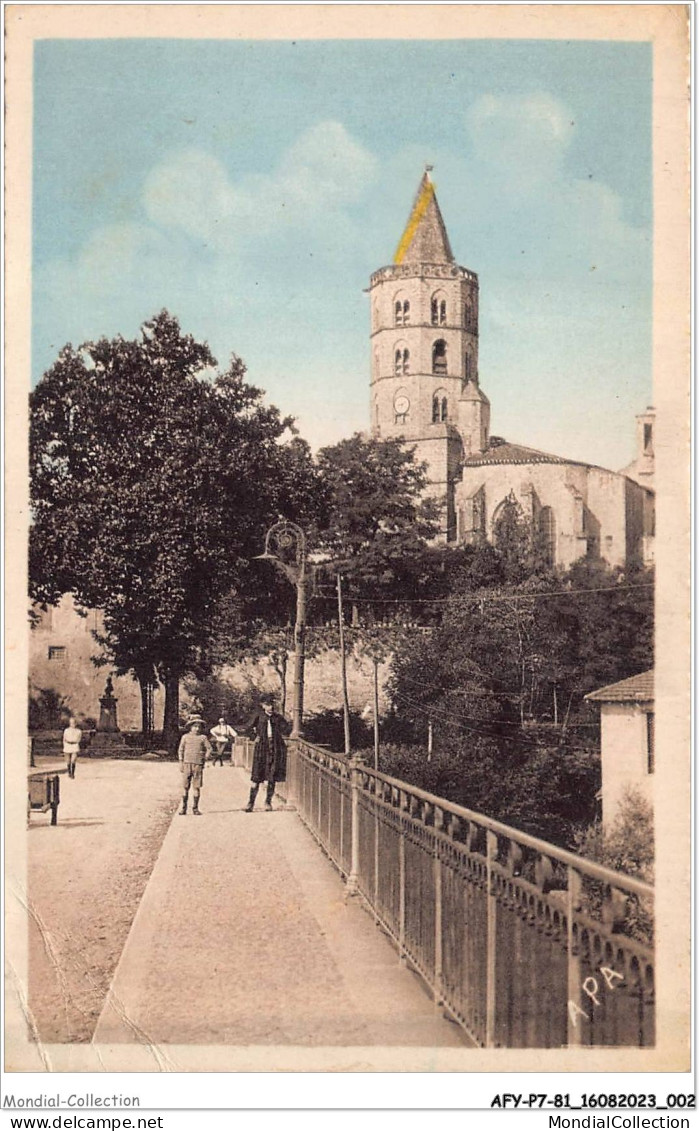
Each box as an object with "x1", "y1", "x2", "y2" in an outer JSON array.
[{"x1": 346, "y1": 753, "x2": 365, "y2": 896}]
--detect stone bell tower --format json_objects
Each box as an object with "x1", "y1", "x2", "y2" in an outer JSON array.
[{"x1": 369, "y1": 170, "x2": 489, "y2": 539}]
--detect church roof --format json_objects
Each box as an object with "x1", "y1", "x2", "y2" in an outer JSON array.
[
  {"x1": 462, "y1": 440, "x2": 593, "y2": 469},
  {"x1": 394, "y1": 172, "x2": 455, "y2": 266},
  {"x1": 585, "y1": 670, "x2": 654, "y2": 703}
]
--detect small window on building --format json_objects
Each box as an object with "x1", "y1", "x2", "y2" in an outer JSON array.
[
  {"x1": 395, "y1": 412, "x2": 408, "y2": 425},
  {"x1": 402, "y1": 348, "x2": 410, "y2": 374},
  {"x1": 48, "y1": 646, "x2": 66, "y2": 663},
  {"x1": 465, "y1": 353, "x2": 472, "y2": 381},
  {"x1": 432, "y1": 339, "x2": 447, "y2": 374},
  {"x1": 394, "y1": 349, "x2": 403, "y2": 376},
  {"x1": 432, "y1": 395, "x2": 440, "y2": 423},
  {"x1": 402, "y1": 300, "x2": 410, "y2": 325},
  {"x1": 431, "y1": 297, "x2": 438, "y2": 325},
  {"x1": 646, "y1": 712, "x2": 655, "y2": 774},
  {"x1": 643, "y1": 423, "x2": 653, "y2": 454},
  {"x1": 439, "y1": 299, "x2": 446, "y2": 325},
  {"x1": 440, "y1": 397, "x2": 448, "y2": 422},
  {"x1": 395, "y1": 301, "x2": 403, "y2": 326}
]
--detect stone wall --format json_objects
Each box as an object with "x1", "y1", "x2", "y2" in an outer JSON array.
[{"x1": 29, "y1": 594, "x2": 164, "y2": 731}]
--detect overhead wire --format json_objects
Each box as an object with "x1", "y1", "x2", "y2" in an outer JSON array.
[
  {"x1": 312, "y1": 581, "x2": 654, "y2": 605},
  {"x1": 391, "y1": 689, "x2": 599, "y2": 753},
  {"x1": 392, "y1": 670, "x2": 599, "y2": 728}
]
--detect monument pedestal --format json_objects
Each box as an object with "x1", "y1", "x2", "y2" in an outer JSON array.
[{"x1": 91, "y1": 678, "x2": 129, "y2": 756}]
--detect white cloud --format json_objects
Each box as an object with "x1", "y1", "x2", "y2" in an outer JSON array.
[
  {"x1": 466, "y1": 92, "x2": 575, "y2": 181},
  {"x1": 142, "y1": 121, "x2": 378, "y2": 250},
  {"x1": 143, "y1": 150, "x2": 238, "y2": 241}
]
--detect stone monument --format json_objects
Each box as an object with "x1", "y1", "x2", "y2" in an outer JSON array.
[
  {"x1": 97, "y1": 676, "x2": 119, "y2": 733},
  {"x1": 91, "y1": 675, "x2": 129, "y2": 756}
]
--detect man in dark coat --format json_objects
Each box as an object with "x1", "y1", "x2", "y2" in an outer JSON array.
[{"x1": 242, "y1": 698, "x2": 290, "y2": 812}]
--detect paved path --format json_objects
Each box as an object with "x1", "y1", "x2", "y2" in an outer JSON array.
[{"x1": 93, "y1": 764, "x2": 467, "y2": 1049}]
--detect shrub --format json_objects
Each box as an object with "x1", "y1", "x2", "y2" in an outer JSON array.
[
  {"x1": 29, "y1": 686, "x2": 72, "y2": 730},
  {"x1": 573, "y1": 787, "x2": 654, "y2": 943},
  {"x1": 302, "y1": 709, "x2": 373, "y2": 753}
]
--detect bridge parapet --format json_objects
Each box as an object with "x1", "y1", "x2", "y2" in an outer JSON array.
[{"x1": 288, "y1": 737, "x2": 654, "y2": 1050}]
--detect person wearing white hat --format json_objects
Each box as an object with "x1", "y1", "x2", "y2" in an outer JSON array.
[{"x1": 177, "y1": 716, "x2": 212, "y2": 815}]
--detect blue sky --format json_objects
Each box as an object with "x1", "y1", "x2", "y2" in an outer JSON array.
[{"x1": 33, "y1": 38, "x2": 652, "y2": 468}]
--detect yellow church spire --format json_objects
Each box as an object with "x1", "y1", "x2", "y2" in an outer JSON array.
[{"x1": 393, "y1": 169, "x2": 454, "y2": 266}]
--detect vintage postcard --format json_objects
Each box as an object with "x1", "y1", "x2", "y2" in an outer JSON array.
[{"x1": 3, "y1": 2, "x2": 691, "y2": 1094}]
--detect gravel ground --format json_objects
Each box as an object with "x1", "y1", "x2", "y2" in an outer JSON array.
[{"x1": 27, "y1": 760, "x2": 178, "y2": 1042}]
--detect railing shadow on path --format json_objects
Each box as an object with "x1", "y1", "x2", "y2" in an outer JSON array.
[{"x1": 233, "y1": 735, "x2": 654, "y2": 1051}]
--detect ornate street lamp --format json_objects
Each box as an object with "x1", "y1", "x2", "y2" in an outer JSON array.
[{"x1": 255, "y1": 520, "x2": 308, "y2": 738}]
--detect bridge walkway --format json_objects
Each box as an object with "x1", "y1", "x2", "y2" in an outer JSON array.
[{"x1": 93, "y1": 764, "x2": 468, "y2": 1051}]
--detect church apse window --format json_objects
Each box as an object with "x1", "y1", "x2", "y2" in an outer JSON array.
[
  {"x1": 432, "y1": 339, "x2": 447, "y2": 375},
  {"x1": 537, "y1": 506, "x2": 556, "y2": 567}
]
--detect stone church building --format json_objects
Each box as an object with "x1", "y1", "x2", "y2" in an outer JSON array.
[{"x1": 369, "y1": 172, "x2": 655, "y2": 569}]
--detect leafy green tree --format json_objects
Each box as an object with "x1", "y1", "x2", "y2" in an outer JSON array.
[
  {"x1": 313, "y1": 433, "x2": 440, "y2": 616},
  {"x1": 30, "y1": 311, "x2": 324, "y2": 747},
  {"x1": 385, "y1": 551, "x2": 653, "y2": 845}
]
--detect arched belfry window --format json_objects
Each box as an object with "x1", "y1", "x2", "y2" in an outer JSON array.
[
  {"x1": 394, "y1": 296, "x2": 410, "y2": 326},
  {"x1": 394, "y1": 345, "x2": 410, "y2": 376},
  {"x1": 432, "y1": 387, "x2": 447, "y2": 423},
  {"x1": 465, "y1": 353, "x2": 473, "y2": 381},
  {"x1": 431, "y1": 292, "x2": 447, "y2": 326},
  {"x1": 432, "y1": 339, "x2": 447, "y2": 374}
]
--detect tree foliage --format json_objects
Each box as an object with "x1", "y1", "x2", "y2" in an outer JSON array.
[
  {"x1": 384, "y1": 547, "x2": 654, "y2": 846},
  {"x1": 29, "y1": 311, "x2": 324, "y2": 744},
  {"x1": 313, "y1": 433, "x2": 440, "y2": 601}
]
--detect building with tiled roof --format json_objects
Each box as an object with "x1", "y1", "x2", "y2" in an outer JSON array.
[
  {"x1": 586, "y1": 670, "x2": 655, "y2": 828},
  {"x1": 369, "y1": 171, "x2": 655, "y2": 569},
  {"x1": 586, "y1": 669, "x2": 654, "y2": 704}
]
